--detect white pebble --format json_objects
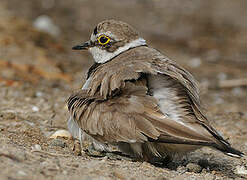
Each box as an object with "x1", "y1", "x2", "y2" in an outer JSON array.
[
  {"x1": 235, "y1": 165, "x2": 247, "y2": 175},
  {"x1": 41, "y1": 161, "x2": 49, "y2": 167},
  {"x1": 17, "y1": 170, "x2": 27, "y2": 176},
  {"x1": 33, "y1": 15, "x2": 60, "y2": 37},
  {"x1": 31, "y1": 144, "x2": 42, "y2": 151},
  {"x1": 32, "y1": 106, "x2": 39, "y2": 112},
  {"x1": 189, "y1": 58, "x2": 201, "y2": 68},
  {"x1": 62, "y1": 170, "x2": 68, "y2": 175},
  {"x1": 50, "y1": 130, "x2": 72, "y2": 139},
  {"x1": 35, "y1": 91, "x2": 43, "y2": 97}
]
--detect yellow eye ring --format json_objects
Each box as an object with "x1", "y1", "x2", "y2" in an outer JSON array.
[{"x1": 98, "y1": 35, "x2": 110, "y2": 45}]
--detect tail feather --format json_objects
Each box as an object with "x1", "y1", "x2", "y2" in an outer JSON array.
[
  {"x1": 147, "y1": 134, "x2": 244, "y2": 158},
  {"x1": 214, "y1": 142, "x2": 244, "y2": 158},
  {"x1": 200, "y1": 123, "x2": 244, "y2": 158}
]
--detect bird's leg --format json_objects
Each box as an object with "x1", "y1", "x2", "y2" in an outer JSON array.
[{"x1": 72, "y1": 139, "x2": 82, "y2": 156}]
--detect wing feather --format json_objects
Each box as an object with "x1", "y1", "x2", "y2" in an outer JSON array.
[
  {"x1": 68, "y1": 82, "x2": 214, "y2": 145},
  {"x1": 67, "y1": 46, "x2": 243, "y2": 157}
]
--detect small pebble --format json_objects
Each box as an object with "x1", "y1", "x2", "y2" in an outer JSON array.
[
  {"x1": 40, "y1": 161, "x2": 49, "y2": 168},
  {"x1": 49, "y1": 139, "x2": 66, "y2": 148},
  {"x1": 35, "y1": 91, "x2": 43, "y2": 97},
  {"x1": 33, "y1": 15, "x2": 60, "y2": 37},
  {"x1": 186, "y1": 163, "x2": 202, "y2": 173},
  {"x1": 17, "y1": 170, "x2": 27, "y2": 176},
  {"x1": 211, "y1": 170, "x2": 217, "y2": 175},
  {"x1": 189, "y1": 58, "x2": 201, "y2": 68},
  {"x1": 62, "y1": 170, "x2": 68, "y2": 175},
  {"x1": 235, "y1": 165, "x2": 247, "y2": 175},
  {"x1": 176, "y1": 165, "x2": 187, "y2": 173},
  {"x1": 201, "y1": 169, "x2": 208, "y2": 173},
  {"x1": 32, "y1": 106, "x2": 39, "y2": 112},
  {"x1": 50, "y1": 129, "x2": 72, "y2": 139},
  {"x1": 31, "y1": 144, "x2": 42, "y2": 151}
]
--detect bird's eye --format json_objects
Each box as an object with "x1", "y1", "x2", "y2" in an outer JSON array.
[{"x1": 98, "y1": 35, "x2": 110, "y2": 45}]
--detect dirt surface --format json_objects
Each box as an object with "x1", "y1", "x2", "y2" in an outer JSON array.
[{"x1": 0, "y1": 1, "x2": 247, "y2": 179}]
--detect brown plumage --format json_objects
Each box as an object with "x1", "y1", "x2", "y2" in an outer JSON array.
[{"x1": 68, "y1": 20, "x2": 243, "y2": 162}]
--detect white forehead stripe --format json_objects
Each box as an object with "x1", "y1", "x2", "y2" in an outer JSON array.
[
  {"x1": 90, "y1": 31, "x2": 122, "y2": 42},
  {"x1": 89, "y1": 38, "x2": 146, "y2": 63}
]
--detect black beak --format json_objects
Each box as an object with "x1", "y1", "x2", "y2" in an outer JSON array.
[{"x1": 72, "y1": 40, "x2": 92, "y2": 50}]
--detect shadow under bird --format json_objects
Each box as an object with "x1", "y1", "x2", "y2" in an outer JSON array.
[{"x1": 67, "y1": 19, "x2": 244, "y2": 163}]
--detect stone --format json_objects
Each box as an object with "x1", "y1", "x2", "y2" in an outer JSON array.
[{"x1": 186, "y1": 163, "x2": 202, "y2": 173}]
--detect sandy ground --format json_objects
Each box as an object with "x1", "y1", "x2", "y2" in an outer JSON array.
[{"x1": 0, "y1": 1, "x2": 247, "y2": 179}]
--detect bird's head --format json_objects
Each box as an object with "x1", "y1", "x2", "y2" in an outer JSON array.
[{"x1": 72, "y1": 19, "x2": 146, "y2": 63}]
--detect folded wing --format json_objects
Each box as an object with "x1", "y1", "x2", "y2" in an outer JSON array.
[{"x1": 68, "y1": 46, "x2": 243, "y2": 157}]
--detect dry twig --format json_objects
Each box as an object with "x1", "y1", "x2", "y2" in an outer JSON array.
[
  {"x1": 217, "y1": 78, "x2": 247, "y2": 88},
  {"x1": 0, "y1": 153, "x2": 21, "y2": 162},
  {"x1": 31, "y1": 149, "x2": 72, "y2": 157}
]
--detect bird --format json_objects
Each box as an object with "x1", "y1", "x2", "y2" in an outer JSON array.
[{"x1": 67, "y1": 19, "x2": 244, "y2": 163}]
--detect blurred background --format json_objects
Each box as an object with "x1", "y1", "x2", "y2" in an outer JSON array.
[
  {"x1": 0, "y1": 1, "x2": 247, "y2": 179},
  {"x1": 1, "y1": 0, "x2": 247, "y2": 86}
]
